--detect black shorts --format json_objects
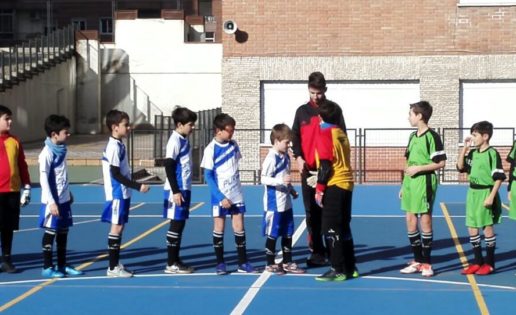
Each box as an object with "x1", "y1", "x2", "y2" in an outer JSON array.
[
  {"x1": 0, "y1": 192, "x2": 21, "y2": 230},
  {"x1": 321, "y1": 186, "x2": 352, "y2": 232}
]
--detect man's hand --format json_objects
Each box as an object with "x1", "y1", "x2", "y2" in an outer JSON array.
[{"x1": 315, "y1": 191, "x2": 324, "y2": 208}]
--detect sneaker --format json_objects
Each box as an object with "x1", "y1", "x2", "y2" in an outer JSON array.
[
  {"x1": 461, "y1": 264, "x2": 481, "y2": 275},
  {"x1": 42, "y1": 267, "x2": 65, "y2": 278},
  {"x1": 475, "y1": 264, "x2": 494, "y2": 275},
  {"x1": 216, "y1": 263, "x2": 228, "y2": 275},
  {"x1": 421, "y1": 264, "x2": 434, "y2": 277},
  {"x1": 282, "y1": 262, "x2": 306, "y2": 274},
  {"x1": 107, "y1": 264, "x2": 134, "y2": 278},
  {"x1": 1, "y1": 261, "x2": 17, "y2": 273},
  {"x1": 346, "y1": 269, "x2": 360, "y2": 279},
  {"x1": 400, "y1": 261, "x2": 422, "y2": 274},
  {"x1": 315, "y1": 268, "x2": 347, "y2": 282},
  {"x1": 57, "y1": 265, "x2": 84, "y2": 276},
  {"x1": 165, "y1": 262, "x2": 194, "y2": 274},
  {"x1": 237, "y1": 262, "x2": 258, "y2": 273},
  {"x1": 306, "y1": 253, "x2": 327, "y2": 268},
  {"x1": 265, "y1": 264, "x2": 286, "y2": 275}
]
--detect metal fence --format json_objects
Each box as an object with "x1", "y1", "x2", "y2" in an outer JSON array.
[
  {"x1": 128, "y1": 127, "x2": 515, "y2": 185},
  {"x1": 0, "y1": 25, "x2": 75, "y2": 91}
]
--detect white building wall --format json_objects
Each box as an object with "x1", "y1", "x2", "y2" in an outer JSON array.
[{"x1": 101, "y1": 18, "x2": 222, "y2": 124}]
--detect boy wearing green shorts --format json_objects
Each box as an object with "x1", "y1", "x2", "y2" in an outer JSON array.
[
  {"x1": 457, "y1": 121, "x2": 505, "y2": 275},
  {"x1": 400, "y1": 101, "x2": 446, "y2": 277},
  {"x1": 506, "y1": 139, "x2": 516, "y2": 220}
]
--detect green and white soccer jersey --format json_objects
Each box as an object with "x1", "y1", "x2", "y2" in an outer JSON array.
[
  {"x1": 462, "y1": 147, "x2": 506, "y2": 227},
  {"x1": 506, "y1": 141, "x2": 516, "y2": 220},
  {"x1": 401, "y1": 129, "x2": 446, "y2": 213}
]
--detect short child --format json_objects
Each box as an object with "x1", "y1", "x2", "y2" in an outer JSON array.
[
  {"x1": 261, "y1": 123, "x2": 305, "y2": 275},
  {"x1": 457, "y1": 121, "x2": 505, "y2": 276}
]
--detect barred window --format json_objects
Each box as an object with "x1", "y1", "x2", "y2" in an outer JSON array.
[
  {"x1": 99, "y1": 17, "x2": 113, "y2": 35},
  {"x1": 0, "y1": 9, "x2": 14, "y2": 34}
]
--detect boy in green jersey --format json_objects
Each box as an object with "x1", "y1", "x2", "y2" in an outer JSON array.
[
  {"x1": 457, "y1": 121, "x2": 506, "y2": 276},
  {"x1": 399, "y1": 101, "x2": 446, "y2": 277},
  {"x1": 506, "y1": 140, "x2": 516, "y2": 220}
]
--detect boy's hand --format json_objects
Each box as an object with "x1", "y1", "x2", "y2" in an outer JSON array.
[
  {"x1": 404, "y1": 166, "x2": 420, "y2": 177},
  {"x1": 315, "y1": 190, "x2": 324, "y2": 208},
  {"x1": 140, "y1": 184, "x2": 150, "y2": 193},
  {"x1": 398, "y1": 189, "x2": 403, "y2": 199},
  {"x1": 173, "y1": 192, "x2": 184, "y2": 206},
  {"x1": 484, "y1": 196, "x2": 494, "y2": 208},
  {"x1": 296, "y1": 156, "x2": 305, "y2": 174},
  {"x1": 20, "y1": 185, "x2": 31, "y2": 207},
  {"x1": 221, "y1": 198, "x2": 232, "y2": 209},
  {"x1": 49, "y1": 203, "x2": 60, "y2": 217}
]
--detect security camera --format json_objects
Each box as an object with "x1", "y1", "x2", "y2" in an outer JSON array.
[{"x1": 223, "y1": 20, "x2": 237, "y2": 34}]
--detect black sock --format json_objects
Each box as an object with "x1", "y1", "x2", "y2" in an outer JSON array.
[
  {"x1": 1, "y1": 229, "x2": 14, "y2": 258},
  {"x1": 42, "y1": 229, "x2": 56, "y2": 269},
  {"x1": 56, "y1": 229, "x2": 68, "y2": 268},
  {"x1": 408, "y1": 231, "x2": 422, "y2": 263},
  {"x1": 213, "y1": 231, "x2": 224, "y2": 264},
  {"x1": 470, "y1": 234, "x2": 483, "y2": 265},
  {"x1": 484, "y1": 235, "x2": 496, "y2": 268},
  {"x1": 281, "y1": 236, "x2": 293, "y2": 264},
  {"x1": 265, "y1": 237, "x2": 277, "y2": 266},
  {"x1": 108, "y1": 233, "x2": 121, "y2": 270},
  {"x1": 421, "y1": 231, "x2": 433, "y2": 264},
  {"x1": 235, "y1": 231, "x2": 247, "y2": 265},
  {"x1": 167, "y1": 220, "x2": 185, "y2": 266}
]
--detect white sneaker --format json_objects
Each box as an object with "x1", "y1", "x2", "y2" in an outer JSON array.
[
  {"x1": 107, "y1": 264, "x2": 134, "y2": 278},
  {"x1": 400, "y1": 261, "x2": 421, "y2": 274},
  {"x1": 164, "y1": 262, "x2": 194, "y2": 274},
  {"x1": 421, "y1": 264, "x2": 434, "y2": 277}
]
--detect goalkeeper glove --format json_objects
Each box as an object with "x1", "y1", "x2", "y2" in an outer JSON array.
[
  {"x1": 20, "y1": 185, "x2": 31, "y2": 207},
  {"x1": 306, "y1": 171, "x2": 318, "y2": 188}
]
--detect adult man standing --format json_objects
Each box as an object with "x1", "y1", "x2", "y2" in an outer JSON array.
[{"x1": 291, "y1": 72, "x2": 347, "y2": 267}]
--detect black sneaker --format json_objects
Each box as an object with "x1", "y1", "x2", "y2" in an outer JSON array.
[
  {"x1": 1, "y1": 261, "x2": 17, "y2": 273},
  {"x1": 315, "y1": 269, "x2": 346, "y2": 282},
  {"x1": 306, "y1": 253, "x2": 327, "y2": 267}
]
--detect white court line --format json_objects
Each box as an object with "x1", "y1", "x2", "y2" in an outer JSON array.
[
  {"x1": 1, "y1": 272, "x2": 514, "y2": 291},
  {"x1": 230, "y1": 219, "x2": 307, "y2": 315}
]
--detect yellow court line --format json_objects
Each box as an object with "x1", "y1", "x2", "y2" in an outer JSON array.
[
  {"x1": 440, "y1": 202, "x2": 490, "y2": 315},
  {"x1": 0, "y1": 201, "x2": 203, "y2": 312}
]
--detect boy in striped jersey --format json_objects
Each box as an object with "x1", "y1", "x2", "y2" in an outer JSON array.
[
  {"x1": 201, "y1": 113, "x2": 257, "y2": 275},
  {"x1": 102, "y1": 110, "x2": 149, "y2": 278},
  {"x1": 39, "y1": 115, "x2": 83, "y2": 278},
  {"x1": 261, "y1": 124, "x2": 305, "y2": 275},
  {"x1": 163, "y1": 107, "x2": 197, "y2": 274},
  {"x1": 457, "y1": 121, "x2": 505, "y2": 275},
  {"x1": 0, "y1": 105, "x2": 31, "y2": 273}
]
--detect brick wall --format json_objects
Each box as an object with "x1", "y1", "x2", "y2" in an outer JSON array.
[{"x1": 222, "y1": 0, "x2": 516, "y2": 57}]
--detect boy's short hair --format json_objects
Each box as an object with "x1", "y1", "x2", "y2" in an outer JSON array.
[
  {"x1": 308, "y1": 71, "x2": 326, "y2": 90},
  {"x1": 172, "y1": 106, "x2": 197, "y2": 126},
  {"x1": 471, "y1": 121, "x2": 493, "y2": 140},
  {"x1": 105, "y1": 110, "x2": 129, "y2": 131},
  {"x1": 0, "y1": 104, "x2": 12, "y2": 117},
  {"x1": 269, "y1": 123, "x2": 292, "y2": 145},
  {"x1": 318, "y1": 100, "x2": 342, "y2": 125},
  {"x1": 410, "y1": 101, "x2": 433, "y2": 124},
  {"x1": 44, "y1": 115, "x2": 71, "y2": 137},
  {"x1": 213, "y1": 113, "x2": 236, "y2": 131}
]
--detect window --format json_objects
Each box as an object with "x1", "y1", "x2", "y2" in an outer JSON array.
[
  {"x1": 72, "y1": 18, "x2": 87, "y2": 31},
  {"x1": 0, "y1": 9, "x2": 14, "y2": 34},
  {"x1": 459, "y1": 0, "x2": 516, "y2": 6},
  {"x1": 99, "y1": 17, "x2": 113, "y2": 35}
]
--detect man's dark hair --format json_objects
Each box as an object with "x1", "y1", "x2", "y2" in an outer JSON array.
[
  {"x1": 0, "y1": 104, "x2": 12, "y2": 117},
  {"x1": 471, "y1": 121, "x2": 493, "y2": 140},
  {"x1": 105, "y1": 110, "x2": 130, "y2": 131},
  {"x1": 410, "y1": 101, "x2": 433, "y2": 124},
  {"x1": 172, "y1": 106, "x2": 197, "y2": 126},
  {"x1": 308, "y1": 71, "x2": 327, "y2": 90},
  {"x1": 44, "y1": 115, "x2": 71, "y2": 137},
  {"x1": 318, "y1": 100, "x2": 342, "y2": 125},
  {"x1": 213, "y1": 113, "x2": 236, "y2": 131}
]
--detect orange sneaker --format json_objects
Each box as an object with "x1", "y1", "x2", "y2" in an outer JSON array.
[
  {"x1": 475, "y1": 264, "x2": 494, "y2": 276},
  {"x1": 461, "y1": 264, "x2": 481, "y2": 275}
]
